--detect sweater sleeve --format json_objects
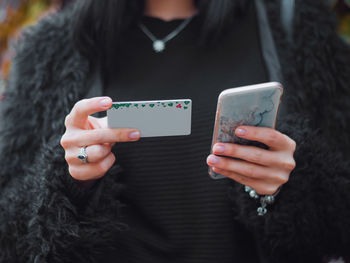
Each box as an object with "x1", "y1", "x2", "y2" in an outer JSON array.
[{"x1": 0, "y1": 11, "x2": 127, "y2": 262}]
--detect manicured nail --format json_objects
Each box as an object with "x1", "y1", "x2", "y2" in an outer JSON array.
[
  {"x1": 208, "y1": 155, "x2": 219, "y2": 164},
  {"x1": 213, "y1": 144, "x2": 225, "y2": 153},
  {"x1": 100, "y1": 98, "x2": 111, "y2": 107},
  {"x1": 129, "y1": 131, "x2": 140, "y2": 139},
  {"x1": 235, "y1": 128, "x2": 247, "y2": 136}
]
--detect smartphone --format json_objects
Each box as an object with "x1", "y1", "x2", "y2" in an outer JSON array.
[{"x1": 209, "y1": 82, "x2": 283, "y2": 179}]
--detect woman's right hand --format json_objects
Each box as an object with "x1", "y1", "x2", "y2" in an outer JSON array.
[{"x1": 60, "y1": 97, "x2": 141, "y2": 188}]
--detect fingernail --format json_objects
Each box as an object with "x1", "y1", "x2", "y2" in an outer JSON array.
[
  {"x1": 236, "y1": 128, "x2": 246, "y2": 136},
  {"x1": 208, "y1": 155, "x2": 219, "y2": 164},
  {"x1": 213, "y1": 144, "x2": 225, "y2": 153},
  {"x1": 100, "y1": 98, "x2": 111, "y2": 108},
  {"x1": 129, "y1": 131, "x2": 140, "y2": 139}
]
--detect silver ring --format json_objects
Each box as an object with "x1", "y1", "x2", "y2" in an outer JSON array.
[{"x1": 77, "y1": 146, "x2": 88, "y2": 164}]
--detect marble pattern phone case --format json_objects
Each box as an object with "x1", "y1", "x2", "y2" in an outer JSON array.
[{"x1": 209, "y1": 82, "x2": 283, "y2": 179}]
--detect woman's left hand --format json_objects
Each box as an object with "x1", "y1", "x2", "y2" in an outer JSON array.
[{"x1": 206, "y1": 126, "x2": 297, "y2": 195}]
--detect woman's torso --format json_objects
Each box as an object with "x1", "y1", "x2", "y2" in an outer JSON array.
[{"x1": 105, "y1": 2, "x2": 268, "y2": 262}]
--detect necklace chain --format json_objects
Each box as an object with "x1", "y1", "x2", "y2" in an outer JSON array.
[{"x1": 139, "y1": 15, "x2": 195, "y2": 53}]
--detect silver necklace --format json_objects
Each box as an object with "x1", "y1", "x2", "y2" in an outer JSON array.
[{"x1": 139, "y1": 15, "x2": 194, "y2": 53}]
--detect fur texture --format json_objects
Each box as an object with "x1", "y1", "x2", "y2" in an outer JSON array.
[{"x1": 0, "y1": 0, "x2": 350, "y2": 262}]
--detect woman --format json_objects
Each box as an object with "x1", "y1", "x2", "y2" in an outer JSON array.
[{"x1": 0, "y1": 0, "x2": 349, "y2": 262}]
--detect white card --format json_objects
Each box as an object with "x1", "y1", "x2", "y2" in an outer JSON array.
[{"x1": 107, "y1": 99, "x2": 192, "y2": 137}]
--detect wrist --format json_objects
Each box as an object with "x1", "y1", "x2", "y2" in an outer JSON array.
[{"x1": 244, "y1": 185, "x2": 282, "y2": 216}]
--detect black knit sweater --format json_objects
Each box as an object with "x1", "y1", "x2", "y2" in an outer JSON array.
[
  {"x1": 1, "y1": 1, "x2": 350, "y2": 263},
  {"x1": 105, "y1": 3, "x2": 267, "y2": 261}
]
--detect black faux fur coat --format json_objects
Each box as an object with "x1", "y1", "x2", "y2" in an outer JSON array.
[{"x1": 1, "y1": 0, "x2": 350, "y2": 262}]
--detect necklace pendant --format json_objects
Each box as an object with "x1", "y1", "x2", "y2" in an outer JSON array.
[{"x1": 153, "y1": 40, "x2": 165, "y2": 53}]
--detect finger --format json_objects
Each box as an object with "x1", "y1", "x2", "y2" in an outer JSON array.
[
  {"x1": 88, "y1": 116, "x2": 109, "y2": 130},
  {"x1": 85, "y1": 144, "x2": 112, "y2": 163},
  {"x1": 72, "y1": 128, "x2": 141, "y2": 146},
  {"x1": 87, "y1": 115, "x2": 104, "y2": 129},
  {"x1": 211, "y1": 166, "x2": 254, "y2": 186},
  {"x1": 69, "y1": 152, "x2": 116, "y2": 181},
  {"x1": 212, "y1": 167, "x2": 279, "y2": 195},
  {"x1": 207, "y1": 154, "x2": 274, "y2": 180},
  {"x1": 212, "y1": 142, "x2": 296, "y2": 171},
  {"x1": 67, "y1": 97, "x2": 112, "y2": 129},
  {"x1": 235, "y1": 126, "x2": 290, "y2": 150},
  {"x1": 212, "y1": 142, "x2": 275, "y2": 167},
  {"x1": 98, "y1": 116, "x2": 108, "y2": 128},
  {"x1": 66, "y1": 144, "x2": 112, "y2": 165},
  {"x1": 207, "y1": 154, "x2": 290, "y2": 185}
]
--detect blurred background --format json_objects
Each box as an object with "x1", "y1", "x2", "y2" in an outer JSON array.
[
  {"x1": 330, "y1": 0, "x2": 350, "y2": 43},
  {"x1": 0, "y1": 0, "x2": 349, "y2": 101},
  {"x1": 0, "y1": 0, "x2": 72, "y2": 100}
]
